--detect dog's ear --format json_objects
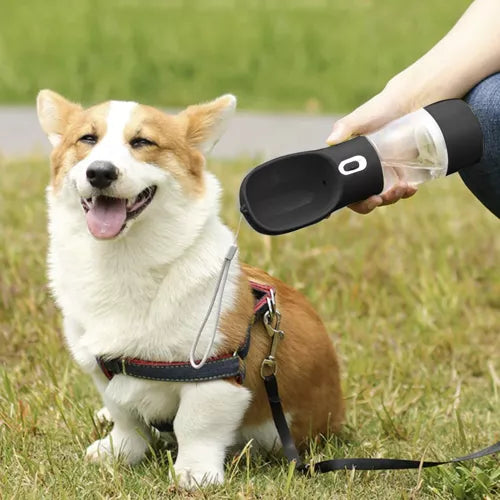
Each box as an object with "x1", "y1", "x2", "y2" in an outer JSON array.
[
  {"x1": 181, "y1": 94, "x2": 236, "y2": 154},
  {"x1": 37, "y1": 90, "x2": 82, "y2": 147}
]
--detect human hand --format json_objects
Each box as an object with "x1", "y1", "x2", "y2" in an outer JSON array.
[
  {"x1": 326, "y1": 85, "x2": 418, "y2": 214},
  {"x1": 325, "y1": 0, "x2": 500, "y2": 214}
]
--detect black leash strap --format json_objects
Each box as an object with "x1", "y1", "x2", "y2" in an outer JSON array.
[
  {"x1": 263, "y1": 374, "x2": 307, "y2": 471},
  {"x1": 263, "y1": 374, "x2": 500, "y2": 474}
]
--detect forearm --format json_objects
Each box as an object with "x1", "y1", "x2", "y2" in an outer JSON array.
[
  {"x1": 327, "y1": 0, "x2": 500, "y2": 214},
  {"x1": 388, "y1": 0, "x2": 500, "y2": 109}
]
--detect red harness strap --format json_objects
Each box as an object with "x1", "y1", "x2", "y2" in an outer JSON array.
[{"x1": 250, "y1": 280, "x2": 275, "y2": 314}]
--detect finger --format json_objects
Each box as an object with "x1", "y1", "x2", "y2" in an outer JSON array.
[
  {"x1": 348, "y1": 195, "x2": 383, "y2": 214},
  {"x1": 380, "y1": 183, "x2": 409, "y2": 205},
  {"x1": 326, "y1": 94, "x2": 397, "y2": 146},
  {"x1": 401, "y1": 185, "x2": 418, "y2": 199},
  {"x1": 380, "y1": 182, "x2": 419, "y2": 205},
  {"x1": 349, "y1": 183, "x2": 418, "y2": 215}
]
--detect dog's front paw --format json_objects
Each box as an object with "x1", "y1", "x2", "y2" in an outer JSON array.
[
  {"x1": 174, "y1": 465, "x2": 224, "y2": 490},
  {"x1": 95, "y1": 407, "x2": 113, "y2": 425},
  {"x1": 86, "y1": 437, "x2": 114, "y2": 462},
  {"x1": 85, "y1": 432, "x2": 148, "y2": 465}
]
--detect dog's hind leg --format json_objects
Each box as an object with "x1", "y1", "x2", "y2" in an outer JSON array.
[{"x1": 173, "y1": 380, "x2": 251, "y2": 489}]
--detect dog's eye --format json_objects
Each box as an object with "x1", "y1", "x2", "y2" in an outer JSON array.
[
  {"x1": 130, "y1": 137, "x2": 156, "y2": 149},
  {"x1": 78, "y1": 134, "x2": 98, "y2": 145}
]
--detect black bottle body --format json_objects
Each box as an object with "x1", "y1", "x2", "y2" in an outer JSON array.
[{"x1": 239, "y1": 137, "x2": 382, "y2": 235}]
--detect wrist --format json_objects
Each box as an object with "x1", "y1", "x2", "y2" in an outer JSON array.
[
  {"x1": 386, "y1": 56, "x2": 479, "y2": 111},
  {"x1": 384, "y1": 68, "x2": 440, "y2": 113}
]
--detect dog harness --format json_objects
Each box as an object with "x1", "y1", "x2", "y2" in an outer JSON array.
[
  {"x1": 96, "y1": 280, "x2": 275, "y2": 385},
  {"x1": 96, "y1": 280, "x2": 500, "y2": 473}
]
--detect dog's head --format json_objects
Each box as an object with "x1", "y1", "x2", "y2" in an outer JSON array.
[{"x1": 37, "y1": 90, "x2": 235, "y2": 243}]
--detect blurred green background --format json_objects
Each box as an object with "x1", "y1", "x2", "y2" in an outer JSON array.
[{"x1": 0, "y1": 0, "x2": 470, "y2": 111}]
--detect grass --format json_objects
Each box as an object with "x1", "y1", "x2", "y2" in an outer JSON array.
[
  {"x1": 0, "y1": 0, "x2": 471, "y2": 112},
  {"x1": 0, "y1": 154, "x2": 499, "y2": 499}
]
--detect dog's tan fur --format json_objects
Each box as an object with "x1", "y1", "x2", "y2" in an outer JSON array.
[{"x1": 220, "y1": 265, "x2": 344, "y2": 445}]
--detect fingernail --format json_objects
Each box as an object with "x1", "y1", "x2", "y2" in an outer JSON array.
[{"x1": 326, "y1": 123, "x2": 345, "y2": 145}]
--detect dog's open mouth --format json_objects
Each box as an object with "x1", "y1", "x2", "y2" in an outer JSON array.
[{"x1": 81, "y1": 186, "x2": 157, "y2": 239}]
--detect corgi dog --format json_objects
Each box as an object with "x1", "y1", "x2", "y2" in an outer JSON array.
[{"x1": 37, "y1": 90, "x2": 344, "y2": 489}]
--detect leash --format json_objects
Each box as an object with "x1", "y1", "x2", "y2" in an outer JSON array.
[
  {"x1": 264, "y1": 373, "x2": 500, "y2": 473},
  {"x1": 260, "y1": 289, "x2": 500, "y2": 474}
]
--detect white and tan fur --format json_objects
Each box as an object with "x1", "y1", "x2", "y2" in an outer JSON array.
[{"x1": 37, "y1": 90, "x2": 344, "y2": 489}]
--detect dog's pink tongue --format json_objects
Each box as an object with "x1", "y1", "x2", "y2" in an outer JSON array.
[{"x1": 86, "y1": 197, "x2": 127, "y2": 239}]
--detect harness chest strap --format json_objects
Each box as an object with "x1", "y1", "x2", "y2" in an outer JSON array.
[{"x1": 98, "y1": 348, "x2": 248, "y2": 384}]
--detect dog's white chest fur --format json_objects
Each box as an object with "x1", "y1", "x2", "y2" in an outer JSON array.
[{"x1": 48, "y1": 192, "x2": 237, "y2": 371}]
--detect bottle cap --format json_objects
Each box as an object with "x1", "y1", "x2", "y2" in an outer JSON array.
[{"x1": 424, "y1": 99, "x2": 483, "y2": 175}]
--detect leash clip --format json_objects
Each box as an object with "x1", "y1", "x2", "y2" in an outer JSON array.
[
  {"x1": 260, "y1": 308, "x2": 284, "y2": 379},
  {"x1": 261, "y1": 358, "x2": 277, "y2": 378}
]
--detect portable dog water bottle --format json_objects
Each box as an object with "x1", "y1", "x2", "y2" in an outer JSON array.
[{"x1": 239, "y1": 99, "x2": 483, "y2": 235}]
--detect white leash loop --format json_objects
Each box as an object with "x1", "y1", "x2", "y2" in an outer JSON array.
[{"x1": 189, "y1": 215, "x2": 243, "y2": 369}]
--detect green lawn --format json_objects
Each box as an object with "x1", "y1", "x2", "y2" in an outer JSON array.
[
  {"x1": 0, "y1": 155, "x2": 498, "y2": 499},
  {"x1": 0, "y1": 0, "x2": 470, "y2": 112}
]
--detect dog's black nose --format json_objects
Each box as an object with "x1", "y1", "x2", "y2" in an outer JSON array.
[{"x1": 86, "y1": 161, "x2": 119, "y2": 189}]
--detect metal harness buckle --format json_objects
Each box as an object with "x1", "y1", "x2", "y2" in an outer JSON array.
[{"x1": 260, "y1": 290, "x2": 285, "y2": 379}]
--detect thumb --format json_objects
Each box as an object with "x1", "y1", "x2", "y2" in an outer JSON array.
[
  {"x1": 326, "y1": 92, "x2": 399, "y2": 146},
  {"x1": 325, "y1": 119, "x2": 352, "y2": 145}
]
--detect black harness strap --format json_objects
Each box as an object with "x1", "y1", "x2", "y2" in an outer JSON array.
[
  {"x1": 264, "y1": 373, "x2": 500, "y2": 473},
  {"x1": 97, "y1": 321, "x2": 251, "y2": 384}
]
